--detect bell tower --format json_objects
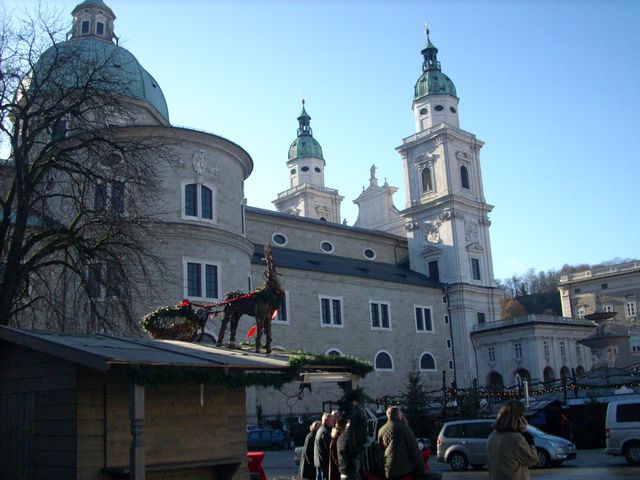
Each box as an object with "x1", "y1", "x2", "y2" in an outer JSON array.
[
  {"x1": 397, "y1": 28, "x2": 503, "y2": 388},
  {"x1": 273, "y1": 100, "x2": 343, "y2": 222}
]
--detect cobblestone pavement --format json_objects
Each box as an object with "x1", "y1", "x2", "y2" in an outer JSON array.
[{"x1": 261, "y1": 448, "x2": 640, "y2": 480}]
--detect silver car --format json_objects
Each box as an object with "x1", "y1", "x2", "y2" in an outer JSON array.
[{"x1": 436, "y1": 419, "x2": 577, "y2": 471}]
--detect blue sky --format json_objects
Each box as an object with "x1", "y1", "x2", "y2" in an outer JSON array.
[{"x1": 5, "y1": 0, "x2": 640, "y2": 280}]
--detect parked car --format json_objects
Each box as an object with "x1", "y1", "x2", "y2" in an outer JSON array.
[
  {"x1": 436, "y1": 419, "x2": 576, "y2": 471},
  {"x1": 247, "y1": 428, "x2": 290, "y2": 450},
  {"x1": 604, "y1": 398, "x2": 640, "y2": 464}
]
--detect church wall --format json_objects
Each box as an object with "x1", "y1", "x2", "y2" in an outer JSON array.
[{"x1": 247, "y1": 265, "x2": 453, "y2": 416}]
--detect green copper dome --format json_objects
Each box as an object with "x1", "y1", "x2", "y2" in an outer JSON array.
[
  {"x1": 288, "y1": 100, "x2": 324, "y2": 161},
  {"x1": 32, "y1": 1, "x2": 169, "y2": 122},
  {"x1": 413, "y1": 33, "x2": 457, "y2": 101}
]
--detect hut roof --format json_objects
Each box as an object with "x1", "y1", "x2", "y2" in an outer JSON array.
[{"x1": 0, "y1": 326, "x2": 290, "y2": 372}]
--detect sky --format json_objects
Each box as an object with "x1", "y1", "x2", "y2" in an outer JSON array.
[{"x1": 4, "y1": 0, "x2": 640, "y2": 280}]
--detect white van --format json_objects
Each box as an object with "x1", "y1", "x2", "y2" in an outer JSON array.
[{"x1": 605, "y1": 398, "x2": 640, "y2": 464}]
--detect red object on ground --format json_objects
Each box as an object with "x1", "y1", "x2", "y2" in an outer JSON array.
[
  {"x1": 247, "y1": 451, "x2": 267, "y2": 480},
  {"x1": 422, "y1": 447, "x2": 432, "y2": 473}
]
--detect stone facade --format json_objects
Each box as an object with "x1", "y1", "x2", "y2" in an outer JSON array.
[
  {"x1": 471, "y1": 315, "x2": 597, "y2": 387},
  {"x1": 558, "y1": 261, "x2": 640, "y2": 367}
]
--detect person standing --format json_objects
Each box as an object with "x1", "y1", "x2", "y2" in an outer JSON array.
[
  {"x1": 487, "y1": 400, "x2": 538, "y2": 480},
  {"x1": 314, "y1": 412, "x2": 335, "y2": 480},
  {"x1": 377, "y1": 406, "x2": 425, "y2": 480},
  {"x1": 300, "y1": 421, "x2": 321, "y2": 480},
  {"x1": 337, "y1": 419, "x2": 360, "y2": 480},
  {"x1": 329, "y1": 417, "x2": 347, "y2": 480}
]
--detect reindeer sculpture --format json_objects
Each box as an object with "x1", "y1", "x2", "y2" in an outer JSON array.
[{"x1": 216, "y1": 244, "x2": 284, "y2": 353}]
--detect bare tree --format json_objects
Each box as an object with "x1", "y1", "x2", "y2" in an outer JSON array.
[{"x1": 0, "y1": 6, "x2": 171, "y2": 333}]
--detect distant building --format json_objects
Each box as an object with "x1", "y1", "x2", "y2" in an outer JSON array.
[
  {"x1": 471, "y1": 314, "x2": 596, "y2": 388},
  {"x1": 558, "y1": 261, "x2": 640, "y2": 367}
]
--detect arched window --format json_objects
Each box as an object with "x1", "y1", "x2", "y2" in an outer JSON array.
[
  {"x1": 487, "y1": 371, "x2": 504, "y2": 389},
  {"x1": 183, "y1": 182, "x2": 216, "y2": 222},
  {"x1": 419, "y1": 352, "x2": 436, "y2": 371},
  {"x1": 543, "y1": 367, "x2": 555, "y2": 382},
  {"x1": 326, "y1": 349, "x2": 343, "y2": 356},
  {"x1": 460, "y1": 165, "x2": 470, "y2": 189},
  {"x1": 560, "y1": 366, "x2": 571, "y2": 380},
  {"x1": 374, "y1": 351, "x2": 393, "y2": 371},
  {"x1": 575, "y1": 365, "x2": 585, "y2": 377},
  {"x1": 421, "y1": 167, "x2": 433, "y2": 192}
]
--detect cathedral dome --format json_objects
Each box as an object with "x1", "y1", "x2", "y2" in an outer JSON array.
[
  {"x1": 414, "y1": 69, "x2": 457, "y2": 100},
  {"x1": 413, "y1": 34, "x2": 457, "y2": 101},
  {"x1": 33, "y1": 0, "x2": 169, "y2": 122},
  {"x1": 288, "y1": 136, "x2": 324, "y2": 161},
  {"x1": 288, "y1": 100, "x2": 324, "y2": 160}
]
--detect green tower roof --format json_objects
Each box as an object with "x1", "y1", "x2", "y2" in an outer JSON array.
[
  {"x1": 413, "y1": 31, "x2": 457, "y2": 101},
  {"x1": 288, "y1": 100, "x2": 324, "y2": 161}
]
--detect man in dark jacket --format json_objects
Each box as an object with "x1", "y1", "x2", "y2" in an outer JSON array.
[
  {"x1": 300, "y1": 421, "x2": 321, "y2": 480},
  {"x1": 377, "y1": 407, "x2": 424, "y2": 480},
  {"x1": 314, "y1": 412, "x2": 335, "y2": 480},
  {"x1": 337, "y1": 420, "x2": 359, "y2": 480}
]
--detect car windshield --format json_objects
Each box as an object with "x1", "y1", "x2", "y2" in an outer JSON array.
[{"x1": 527, "y1": 425, "x2": 547, "y2": 436}]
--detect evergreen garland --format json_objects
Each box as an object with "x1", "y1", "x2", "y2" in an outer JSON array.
[
  {"x1": 125, "y1": 350, "x2": 373, "y2": 388},
  {"x1": 141, "y1": 302, "x2": 200, "y2": 341}
]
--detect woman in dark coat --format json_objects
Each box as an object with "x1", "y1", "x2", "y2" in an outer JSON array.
[{"x1": 300, "y1": 421, "x2": 322, "y2": 480}]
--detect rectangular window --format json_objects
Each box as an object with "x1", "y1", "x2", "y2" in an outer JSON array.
[
  {"x1": 81, "y1": 20, "x2": 90, "y2": 34},
  {"x1": 601, "y1": 283, "x2": 608, "y2": 289},
  {"x1": 488, "y1": 346, "x2": 496, "y2": 362},
  {"x1": 88, "y1": 263, "x2": 102, "y2": 299},
  {"x1": 205, "y1": 264, "x2": 218, "y2": 298},
  {"x1": 428, "y1": 261, "x2": 439, "y2": 282},
  {"x1": 184, "y1": 259, "x2": 219, "y2": 300},
  {"x1": 105, "y1": 263, "x2": 123, "y2": 298},
  {"x1": 577, "y1": 307, "x2": 585, "y2": 318},
  {"x1": 626, "y1": 301, "x2": 637, "y2": 318},
  {"x1": 415, "y1": 306, "x2": 433, "y2": 332},
  {"x1": 448, "y1": 360, "x2": 454, "y2": 370},
  {"x1": 111, "y1": 181, "x2": 125, "y2": 215},
  {"x1": 603, "y1": 304, "x2": 614, "y2": 313},
  {"x1": 630, "y1": 335, "x2": 640, "y2": 353},
  {"x1": 442, "y1": 296, "x2": 447, "y2": 304},
  {"x1": 320, "y1": 296, "x2": 343, "y2": 327},
  {"x1": 544, "y1": 341, "x2": 550, "y2": 358},
  {"x1": 515, "y1": 342, "x2": 523, "y2": 360},
  {"x1": 576, "y1": 343, "x2": 582, "y2": 359},
  {"x1": 471, "y1": 258, "x2": 481, "y2": 280},
  {"x1": 446, "y1": 339, "x2": 452, "y2": 348},
  {"x1": 275, "y1": 291, "x2": 288, "y2": 323},
  {"x1": 96, "y1": 21, "x2": 104, "y2": 36},
  {"x1": 560, "y1": 341, "x2": 566, "y2": 358},
  {"x1": 185, "y1": 184, "x2": 197, "y2": 216},
  {"x1": 95, "y1": 183, "x2": 107, "y2": 211},
  {"x1": 574, "y1": 288, "x2": 581, "y2": 294},
  {"x1": 201, "y1": 186, "x2": 213, "y2": 219},
  {"x1": 444, "y1": 315, "x2": 449, "y2": 324},
  {"x1": 370, "y1": 301, "x2": 390, "y2": 330},
  {"x1": 477, "y1": 312, "x2": 486, "y2": 324},
  {"x1": 187, "y1": 262, "x2": 201, "y2": 297}
]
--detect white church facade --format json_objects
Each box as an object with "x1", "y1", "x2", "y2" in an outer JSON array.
[{"x1": 6, "y1": 0, "x2": 605, "y2": 418}]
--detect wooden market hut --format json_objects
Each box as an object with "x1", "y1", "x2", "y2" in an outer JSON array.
[{"x1": 0, "y1": 325, "x2": 352, "y2": 480}]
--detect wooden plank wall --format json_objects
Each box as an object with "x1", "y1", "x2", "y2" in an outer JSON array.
[
  {"x1": 76, "y1": 369, "x2": 248, "y2": 480},
  {"x1": 0, "y1": 343, "x2": 77, "y2": 480}
]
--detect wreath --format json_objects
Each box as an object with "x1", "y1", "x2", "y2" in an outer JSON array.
[{"x1": 141, "y1": 300, "x2": 200, "y2": 341}]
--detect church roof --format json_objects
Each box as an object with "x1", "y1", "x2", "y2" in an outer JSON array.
[
  {"x1": 33, "y1": 1, "x2": 169, "y2": 122},
  {"x1": 288, "y1": 100, "x2": 324, "y2": 161},
  {"x1": 252, "y1": 244, "x2": 444, "y2": 289},
  {"x1": 414, "y1": 32, "x2": 457, "y2": 100}
]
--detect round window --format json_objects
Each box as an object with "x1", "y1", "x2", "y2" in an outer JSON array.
[
  {"x1": 301, "y1": 166, "x2": 309, "y2": 172},
  {"x1": 290, "y1": 168, "x2": 296, "y2": 175},
  {"x1": 314, "y1": 167, "x2": 321, "y2": 173},
  {"x1": 272, "y1": 233, "x2": 287, "y2": 246},
  {"x1": 450, "y1": 107, "x2": 457, "y2": 113},
  {"x1": 320, "y1": 241, "x2": 334, "y2": 253},
  {"x1": 100, "y1": 152, "x2": 122, "y2": 167},
  {"x1": 364, "y1": 248, "x2": 376, "y2": 259},
  {"x1": 434, "y1": 105, "x2": 444, "y2": 111},
  {"x1": 419, "y1": 108, "x2": 428, "y2": 115}
]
